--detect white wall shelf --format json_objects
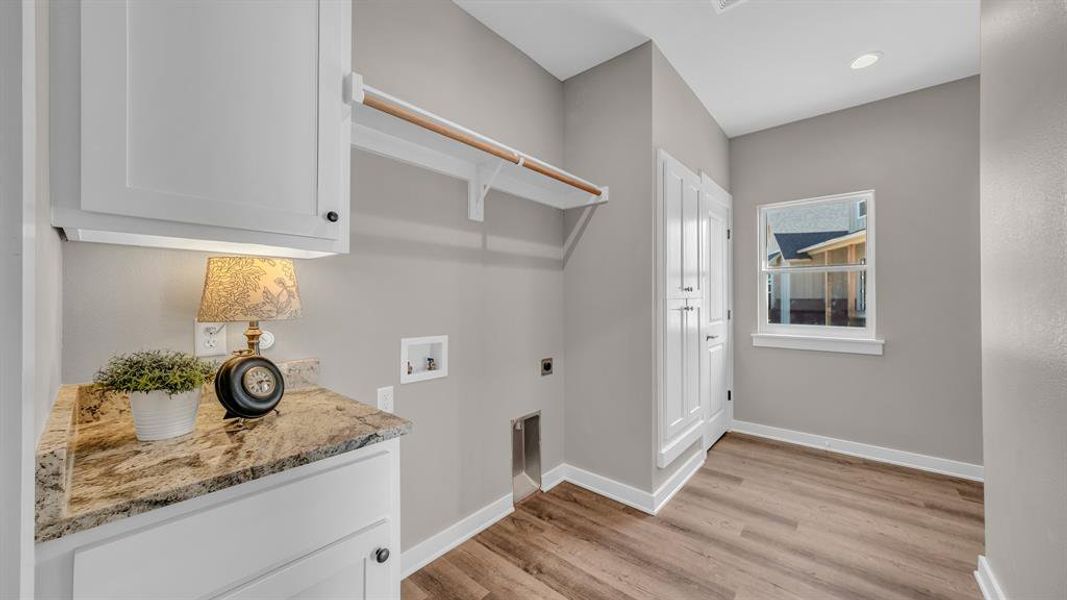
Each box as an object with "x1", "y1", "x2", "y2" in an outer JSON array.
[{"x1": 349, "y1": 74, "x2": 608, "y2": 222}]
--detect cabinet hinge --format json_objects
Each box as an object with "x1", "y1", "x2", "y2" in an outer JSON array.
[
  {"x1": 727, "y1": 229, "x2": 731, "y2": 240},
  {"x1": 727, "y1": 390, "x2": 732, "y2": 401},
  {"x1": 727, "y1": 309, "x2": 732, "y2": 320}
]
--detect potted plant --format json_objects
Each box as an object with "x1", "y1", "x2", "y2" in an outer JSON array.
[{"x1": 94, "y1": 350, "x2": 217, "y2": 441}]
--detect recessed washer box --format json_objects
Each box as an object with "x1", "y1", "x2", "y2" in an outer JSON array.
[{"x1": 400, "y1": 335, "x2": 448, "y2": 384}]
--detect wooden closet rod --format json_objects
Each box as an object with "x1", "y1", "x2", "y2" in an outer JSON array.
[{"x1": 361, "y1": 89, "x2": 603, "y2": 197}]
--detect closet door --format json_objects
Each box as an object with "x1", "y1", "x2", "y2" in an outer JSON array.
[
  {"x1": 661, "y1": 153, "x2": 702, "y2": 300},
  {"x1": 702, "y1": 196, "x2": 731, "y2": 448},
  {"x1": 79, "y1": 0, "x2": 349, "y2": 242}
]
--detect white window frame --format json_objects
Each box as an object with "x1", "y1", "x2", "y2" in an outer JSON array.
[{"x1": 752, "y1": 190, "x2": 884, "y2": 355}]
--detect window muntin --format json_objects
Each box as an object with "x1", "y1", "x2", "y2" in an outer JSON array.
[{"x1": 759, "y1": 191, "x2": 875, "y2": 339}]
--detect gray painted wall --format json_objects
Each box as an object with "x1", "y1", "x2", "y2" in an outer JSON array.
[
  {"x1": 651, "y1": 46, "x2": 730, "y2": 192},
  {"x1": 563, "y1": 43, "x2": 655, "y2": 491},
  {"x1": 650, "y1": 45, "x2": 730, "y2": 489},
  {"x1": 60, "y1": 0, "x2": 565, "y2": 551},
  {"x1": 562, "y1": 42, "x2": 730, "y2": 493},
  {"x1": 980, "y1": 0, "x2": 1067, "y2": 595},
  {"x1": 730, "y1": 77, "x2": 983, "y2": 465}
]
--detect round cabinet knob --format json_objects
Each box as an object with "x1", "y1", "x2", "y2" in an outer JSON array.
[
  {"x1": 374, "y1": 548, "x2": 390, "y2": 564},
  {"x1": 325, "y1": 211, "x2": 340, "y2": 222},
  {"x1": 683, "y1": 286, "x2": 694, "y2": 292}
]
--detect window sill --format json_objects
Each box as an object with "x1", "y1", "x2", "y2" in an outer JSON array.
[{"x1": 751, "y1": 333, "x2": 884, "y2": 356}]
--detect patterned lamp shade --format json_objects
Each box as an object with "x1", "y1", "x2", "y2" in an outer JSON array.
[{"x1": 197, "y1": 257, "x2": 302, "y2": 323}]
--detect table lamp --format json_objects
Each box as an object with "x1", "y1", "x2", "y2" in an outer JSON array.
[{"x1": 197, "y1": 257, "x2": 302, "y2": 419}]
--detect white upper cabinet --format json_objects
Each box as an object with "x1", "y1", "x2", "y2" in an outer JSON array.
[
  {"x1": 52, "y1": 0, "x2": 351, "y2": 258},
  {"x1": 660, "y1": 152, "x2": 703, "y2": 300}
]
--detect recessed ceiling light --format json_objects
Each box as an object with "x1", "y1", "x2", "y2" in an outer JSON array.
[{"x1": 850, "y1": 52, "x2": 883, "y2": 70}]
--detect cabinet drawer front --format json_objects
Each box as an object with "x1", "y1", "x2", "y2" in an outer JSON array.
[
  {"x1": 218, "y1": 520, "x2": 396, "y2": 600},
  {"x1": 73, "y1": 450, "x2": 393, "y2": 600}
]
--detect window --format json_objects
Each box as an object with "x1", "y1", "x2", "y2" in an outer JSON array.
[{"x1": 753, "y1": 191, "x2": 883, "y2": 355}]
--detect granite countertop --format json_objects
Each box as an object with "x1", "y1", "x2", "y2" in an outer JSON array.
[{"x1": 35, "y1": 360, "x2": 411, "y2": 543}]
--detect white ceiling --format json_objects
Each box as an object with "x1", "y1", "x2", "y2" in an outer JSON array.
[{"x1": 453, "y1": 0, "x2": 980, "y2": 137}]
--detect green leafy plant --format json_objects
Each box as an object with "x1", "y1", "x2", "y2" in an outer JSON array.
[{"x1": 94, "y1": 350, "x2": 217, "y2": 395}]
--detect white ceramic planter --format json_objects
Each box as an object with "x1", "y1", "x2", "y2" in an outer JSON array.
[{"x1": 128, "y1": 389, "x2": 201, "y2": 441}]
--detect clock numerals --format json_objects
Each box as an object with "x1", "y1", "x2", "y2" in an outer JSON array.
[{"x1": 243, "y1": 366, "x2": 277, "y2": 398}]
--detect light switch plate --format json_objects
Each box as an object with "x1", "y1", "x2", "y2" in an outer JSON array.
[
  {"x1": 194, "y1": 321, "x2": 228, "y2": 357},
  {"x1": 376, "y1": 386, "x2": 394, "y2": 412}
]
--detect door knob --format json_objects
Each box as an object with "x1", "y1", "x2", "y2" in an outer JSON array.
[
  {"x1": 707, "y1": 335, "x2": 719, "y2": 341},
  {"x1": 325, "y1": 211, "x2": 340, "y2": 222},
  {"x1": 374, "y1": 548, "x2": 390, "y2": 564}
]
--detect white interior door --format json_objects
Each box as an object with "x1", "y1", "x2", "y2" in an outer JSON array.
[{"x1": 701, "y1": 178, "x2": 732, "y2": 449}]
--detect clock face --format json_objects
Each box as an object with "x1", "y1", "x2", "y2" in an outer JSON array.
[
  {"x1": 215, "y1": 355, "x2": 285, "y2": 419},
  {"x1": 242, "y1": 365, "x2": 278, "y2": 399}
]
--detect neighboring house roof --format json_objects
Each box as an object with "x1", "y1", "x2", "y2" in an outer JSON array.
[
  {"x1": 797, "y1": 229, "x2": 866, "y2": 256},
  {"x1": 771, "y1": 231, "x2": 849, "y2": 260}
]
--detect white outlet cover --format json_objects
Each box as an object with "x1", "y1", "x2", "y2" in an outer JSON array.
[
  {"x1": 376, "y1": 386, "x2": 394, "y2": 412},
  {"x1": 194, "y1": 321, "x2": 228, "y2": 357},
  {"x1": 259, "y1": 330, "x2": 275, "y2": 351}
]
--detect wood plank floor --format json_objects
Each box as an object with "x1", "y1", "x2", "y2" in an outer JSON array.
[{"x1": 403, "y1": 433, "x2": 984, "y2": 600}]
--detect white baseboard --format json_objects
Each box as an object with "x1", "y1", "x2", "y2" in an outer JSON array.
[
  {"x1": 975, "y1": 555, "x2": 1007, "y2": 600},
  {"x1": 546, "y1": 463, "x2": 657, "y2": 513},
  {"x1": 541, "y1": 463, "x2": 568, "y2": 492},
  {"x1": 403, "y1": 456, "x2": 710, "y2": 578},
  {"x1": 652, "y1": 449, "x2": 705, "y2": 513},
  {"x1": 401, "y1": 493, "x2": 514, "y2": 578},
  {"x1": 541, "y1": 452, "x2": 707, "y2": 515},
  {"x1": 730, "y1": 420, "x2": 984, "y2": 482}
]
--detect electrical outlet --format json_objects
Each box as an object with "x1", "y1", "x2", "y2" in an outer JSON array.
[
  {"x1": 194, "y1": 321, "x2": 228, "y2": 357},
  {"x1": 377, "y1": 386, "x2": 394, "y2": 412}
]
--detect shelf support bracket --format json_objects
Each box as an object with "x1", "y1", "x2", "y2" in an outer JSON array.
[{"x1": 468, "y1": 159, "x2": 507, "y2": 222}]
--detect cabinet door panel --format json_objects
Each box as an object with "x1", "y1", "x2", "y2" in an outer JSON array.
[
  {"x1": 664, "y1": 298, "x2": 687, "y2": 439},
  {"x1": 684, "y1": 300, "x2": 703, "y2": 421},
  {"x1": 661, "y1": 153, "x2": 701, "y2": 300},
  {"x1": 219, "y1": 520, "x2": 395, "y2": 600},
  {"x1": 663, "y1": 164, "x2": 685, "y2": 299},
  {"x1": 81, "y1": 0, "x2": 348, "y2": 240},
  {"x1": 682, "y1": 180, "x2": 702, "y2": 298}
]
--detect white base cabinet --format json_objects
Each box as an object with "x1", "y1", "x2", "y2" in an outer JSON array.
[
  {"x1": 36, "y1": 440, "x2": 401, "y2": 600},
  {"x1": 50, "y1": 0, "x2": 351, "y2": 258}
]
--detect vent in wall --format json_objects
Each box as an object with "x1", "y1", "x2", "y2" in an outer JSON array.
[{"x1": 713, "y1": 0, "x2": 750, "y2": 14}]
